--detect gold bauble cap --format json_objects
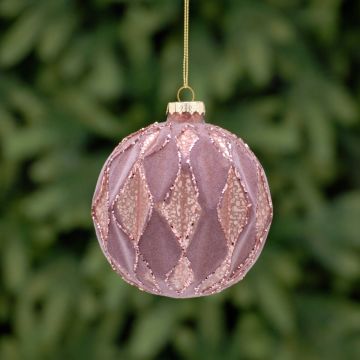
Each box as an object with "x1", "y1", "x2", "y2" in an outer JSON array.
[{"x1": 166, "y1": 101, "x2": 205, "y2": 115}]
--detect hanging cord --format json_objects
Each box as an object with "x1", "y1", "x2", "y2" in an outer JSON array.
[{"x1": 177, "y1": 0, "x2": 195, "y2": 102}]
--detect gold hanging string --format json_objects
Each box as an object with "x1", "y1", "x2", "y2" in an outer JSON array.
[
  {"x1": 177, "y1": 0, "x2": 195, "y2": 102},
  {"x1": 183, "y1": 0, "x2": 189, "y2": 87}
]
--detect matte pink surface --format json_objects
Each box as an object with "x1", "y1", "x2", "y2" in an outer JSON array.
[{"x1": 92, "y1": 112, "x2": 273, "y2": 298}]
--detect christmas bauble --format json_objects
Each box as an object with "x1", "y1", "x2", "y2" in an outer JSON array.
[{"x1": 92, "y1": 101, "x2": 272, "y2": 298}]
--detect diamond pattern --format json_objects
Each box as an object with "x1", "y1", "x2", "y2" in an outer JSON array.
[
  {"x1": 115, "y1": 165, "x2": 152, "y2": 242},
  {"x1": 157, "y1": 167, "x2": 201, "y2": 292},
  {"x1": 93, "y1": 114, "x2": 272, "y2": 298},
  {"x1": 197, "y1": 167, "x2": 250, "y2": 293},
  {"x1": 157, "y1": 169, "x2": 201, "y2": 249},
  {"x1": 177, "y1": 128, "x2": 199, "y2": 158}
]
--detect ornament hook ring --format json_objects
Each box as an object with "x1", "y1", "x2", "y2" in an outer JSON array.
[{"x1": 177, "y1": 86, "x2": 195, "y2": 102}]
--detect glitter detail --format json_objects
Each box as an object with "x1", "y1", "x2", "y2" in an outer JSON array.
[
  {"x1": 210, "y1": 131, "x2": 232, "y2": 160},
  {"x1": 112, "y1": 124, "x2": 158, "y2": 158},
  {"x1": 158, "y1": 162, "x2": 200, "y2": 293},
  {"x1": 176, "y1": 128, "x2": 199, "y2": 158},
  {"x1": 140, "y1": 130, "x2": 160, "y2": 157},
  {"x1": 166, "y1": 255, "x2": 194, "y2": 292},
  {"x1": 115, "y1": 165, "x2": 152, "y2": 242},
  {"x1": 92, "y1": 171, "x2": 109, "y2": 244},
  {"x1": 197, "y1": 167, "x2": 250, "y2": 294},
  {"x1": 218, "y1": 167, "x2": 249, "y2": 244},
  {"x1": 228, "y1": 168, "x2": 272, "y2": 285},
  {"x1": 157, "y1": 169, "x2": 201, "y2": 249},
  {"x1": 143, "y1": 267, "x2": 157, "y2": 286},
  {"x1": 256, "y1": 167, "x2": 272, "y2": 241}
]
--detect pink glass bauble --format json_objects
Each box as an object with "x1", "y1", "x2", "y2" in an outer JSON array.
[{"x1": 92, "y1": 101, "x2": 272, "y2": 298}]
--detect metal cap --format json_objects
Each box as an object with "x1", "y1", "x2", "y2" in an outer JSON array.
[{"x1": 166, "y1": 101, "x2": 205, "y2": 115}]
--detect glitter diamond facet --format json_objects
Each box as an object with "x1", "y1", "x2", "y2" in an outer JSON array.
[
  {"x1": 137, "y1": 255, "x2": 160, "y2": 292},
  {"x1": 210, "y1": 131, "x2": 232, "y2": 160},
  {"x1": 93, "y1": 173, "x2": 109, "y2": 243},
  {"x1": 218, "y1": 166, "x2": 249, "y2": 244},
  {"x1": 158, "y1": 169, "x2": 201, "y2": 249},
  {"x1": 141, "y1": 130, "x2": 160, "y2": 157},
  {"x1": 167, "y1": 256, "x2": 194, "y2": 292},
  {"x1": 176, "y1": 129, "x2": 199, "y2": 158},
  {"x1": 115, "y1": 165, "x2": 152, "y2": 242}
]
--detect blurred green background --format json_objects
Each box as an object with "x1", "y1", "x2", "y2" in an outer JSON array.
[{"x1": 1, "y1": 0, "x2": 360, "y2": 359}]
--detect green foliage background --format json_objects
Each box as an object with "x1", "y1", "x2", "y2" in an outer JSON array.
[{"x1": 1, "y1": 0, "x2": 360, "y2": 359}]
